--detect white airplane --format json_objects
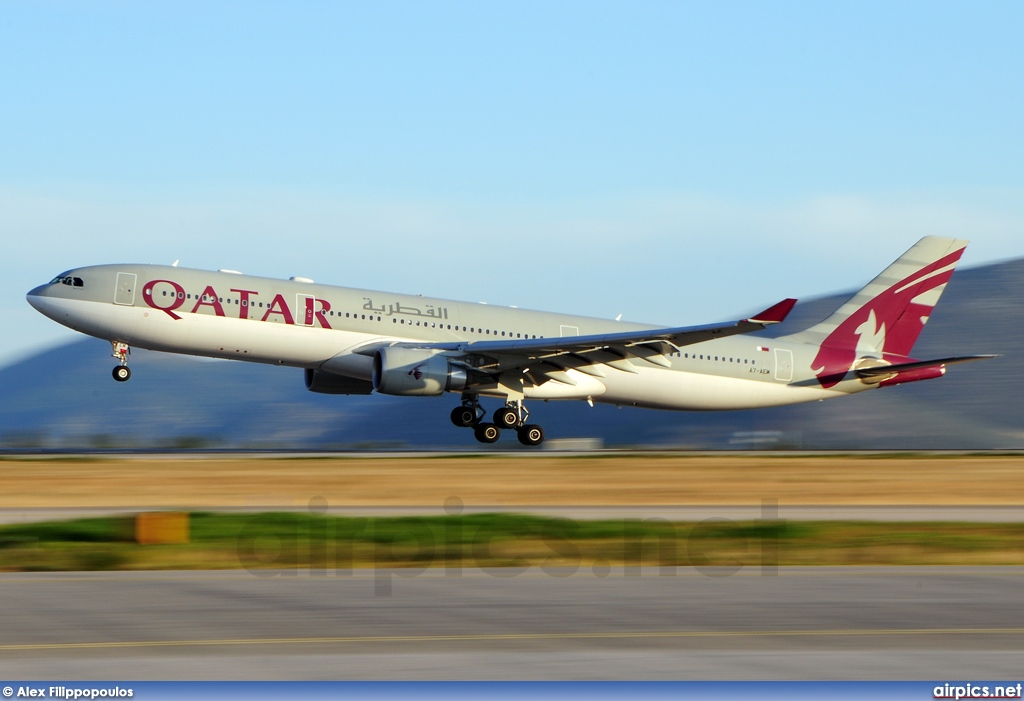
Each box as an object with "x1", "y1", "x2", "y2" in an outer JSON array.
[{"x1": 27, "y1": 236, "x2": 992, "y2": 446}]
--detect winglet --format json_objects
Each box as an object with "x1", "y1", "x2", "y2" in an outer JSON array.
[{"x1": 746, "y1": 298, "x2": 798, "y2": 325}]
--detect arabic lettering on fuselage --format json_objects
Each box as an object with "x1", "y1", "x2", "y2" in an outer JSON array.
[{"x1": 362, "y1": 298, "x2": 449, "y2": 319}]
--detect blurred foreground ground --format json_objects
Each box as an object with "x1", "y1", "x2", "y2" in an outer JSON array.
[{"x1": 1, "y1": 454, "x2": 1023, "y2": 508}]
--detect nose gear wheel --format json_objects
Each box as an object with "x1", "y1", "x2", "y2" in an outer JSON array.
[{"x1": 110, "y1": 341, "x2": 131, "y2": 382}]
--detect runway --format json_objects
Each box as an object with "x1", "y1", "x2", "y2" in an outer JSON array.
[{"x1": 1, "y1": 567, "x2": 1023, "y2": 679}]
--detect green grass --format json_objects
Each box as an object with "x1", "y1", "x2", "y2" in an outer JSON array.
[{"x1": 1, "y1": 513, "x2": 1023, "y2": 572}]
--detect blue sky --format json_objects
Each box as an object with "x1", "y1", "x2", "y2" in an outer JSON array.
[{"x1": 2, "y1": 1, "x2": 1022, "y2": 366}]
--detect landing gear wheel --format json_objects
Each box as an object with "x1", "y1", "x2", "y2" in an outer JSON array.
[
  {"x1": 517, "y1": 424, "x2": 544, "y2": 447},
  {"x1": 112, "y1": 366, "x2": 131, "y2": 382},
  {"x1": 493, "y1": 407, "x2": 520, "y2": 429},
  {"x1": 474, "y1": 423, "x2": 501, "y2": 444},
  {"x1": 451, "y1": 406, "x2": 477, "y2": 428}
]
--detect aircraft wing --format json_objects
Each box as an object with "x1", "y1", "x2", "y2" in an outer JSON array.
[{"x1": 357, "y1": 298, "x2": 797, "y2": 381}]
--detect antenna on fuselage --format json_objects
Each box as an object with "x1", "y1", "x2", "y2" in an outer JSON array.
[{"x1": 172, "y1": 260, "x2": 179, "y2": 267}]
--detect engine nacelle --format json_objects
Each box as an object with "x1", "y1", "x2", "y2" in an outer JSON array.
[
  {"x1": 372, "y1": 347, "x2": 467, "y2": 396},
  {"x1": 304, "y1": 368, "x2": 374, "y2": 395}
]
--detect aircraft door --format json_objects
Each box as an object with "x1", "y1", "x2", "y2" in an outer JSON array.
[
  {"x1": 774, "y1": 348, "x2": 793, "y2": 382},
  {"x1": 296, "y1": 294, "x2": 315, "y2": 326},
  {"x1": 114, "y1": 273, "x2": 137, "y2": 306},
  {"x1": 560, "y1": 325, "x2": 579, "y2": 337}
]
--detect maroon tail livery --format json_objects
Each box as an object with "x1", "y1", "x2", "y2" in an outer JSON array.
[{"x1": 782, "y1": 237, "x2": 978, "y2": 388}]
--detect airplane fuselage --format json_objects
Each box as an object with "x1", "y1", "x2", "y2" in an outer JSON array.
[{"x1": 27, "y1": 264, "x2": 851, "y2": 411}]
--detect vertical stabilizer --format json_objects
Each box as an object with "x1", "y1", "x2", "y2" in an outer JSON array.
[{"x1": 784, "y1": 236, "x2": 968, "y2": 387}]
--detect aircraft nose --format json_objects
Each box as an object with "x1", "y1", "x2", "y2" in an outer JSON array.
[{"x1": 26, "y1": 285, "x2": 47, "y2": 309}]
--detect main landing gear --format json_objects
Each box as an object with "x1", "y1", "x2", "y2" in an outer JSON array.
[
  {"x1": 111, "y1": 341, "x2": 131, "y2": 382},
  {"x1": 450, "y1": 395, "x2": 545, "y2": 446}
]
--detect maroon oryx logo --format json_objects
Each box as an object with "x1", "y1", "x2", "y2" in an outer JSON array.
[{"x1": 408, "y1": 363, "x2": 426, "y2": 381}]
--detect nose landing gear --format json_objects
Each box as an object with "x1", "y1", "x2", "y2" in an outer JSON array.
[{"x1": 111, "y1": 341, "x2": 131, "y2": 382}]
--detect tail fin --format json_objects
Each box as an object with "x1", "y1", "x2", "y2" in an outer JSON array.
[{"x1": 785, "y1": 236, "x2": 969, "y2": 387}]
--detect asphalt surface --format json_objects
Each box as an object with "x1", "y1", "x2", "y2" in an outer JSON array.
[{"x1": 1, "y1": 567, "x2": 1023, "y2": 680}]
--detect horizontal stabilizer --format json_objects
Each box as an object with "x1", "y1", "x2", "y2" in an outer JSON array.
[{"x1": 855, "y1": 355, "x2": 998, "y2": 379}]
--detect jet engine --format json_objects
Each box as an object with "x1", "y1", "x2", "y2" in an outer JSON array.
[
  {"x1": 372, "y1": 347, "x2": 468, "y2": 396},
  {"x1": 304, "y1": 368, "x2": 374, "y2": 395}
]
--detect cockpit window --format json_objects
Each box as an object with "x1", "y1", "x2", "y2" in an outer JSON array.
[{"x1": 48, "y1": 275, "x2": 84, "y2": 287}]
